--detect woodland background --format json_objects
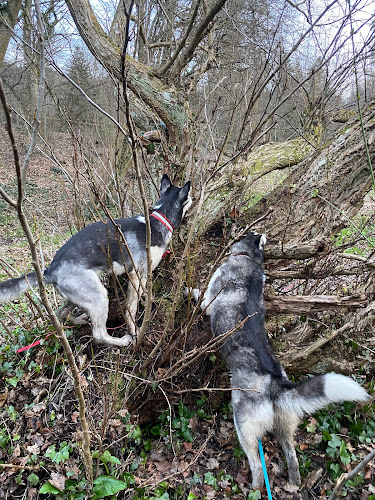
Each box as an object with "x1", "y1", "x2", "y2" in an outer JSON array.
[{"x1": 0, "y1": 0, "x2": 374, "y2": 498}]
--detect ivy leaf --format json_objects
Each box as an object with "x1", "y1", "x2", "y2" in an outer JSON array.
[
  {"x1": 339, "y1": 441, "x2": 351, "y2": 466},
  {"x1": 45, "y1": 442, "x2": 71, "y2": 464},
  {"x1": 39, "y1": 482, "x2": 61, "y2": 494},
  {"x1": 327, "y1": 434, "x2": 342, "y2": 456},
  {"x1": 27, "y1": 473, "x2": 39, "y2": 485},
  {"x1": 248, "y1": 491, "x2": 262, "y2": 500},
  {"x1": 93, "y1": 476, "x2": 127, "y2": 497},
  {"x1": 99, "y1": 450, "x2": 121, "y2": 465},
  {"x1": 6, "y1": 377, "x2": 19, "y2": 387}
]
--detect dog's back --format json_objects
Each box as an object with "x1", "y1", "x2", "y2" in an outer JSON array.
[
  {"x1": 207, "y1": 232, "x2": 283, "y2": 378},
  {"x1": 203, "y1": 232, "x2": 369, "y2": 488}
]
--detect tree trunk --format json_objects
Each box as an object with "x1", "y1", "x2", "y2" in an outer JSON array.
[
  {"x1": 244, "y1": 105, "x2": 375, "y2": 245},
  {"x1": 0, "y1": 0, "x2": 23, "y2": 67},
  {"x1": 23, "y1": 0, "x2": 38, "y2": 120},
  {"x1": 195, "y1": 136, "x2": 315, "y2": 233},
  {"x1": 64, "y1": 0, "x2": 189, "y2": 145}
]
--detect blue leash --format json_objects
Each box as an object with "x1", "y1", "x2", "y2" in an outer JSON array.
[{"x1": 258, "y1": 438, "x2": 273, "y2": 500}]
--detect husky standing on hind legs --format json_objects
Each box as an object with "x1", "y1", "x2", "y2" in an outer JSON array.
[
  {"x1": 0, "y1": 175, "x2": 192, "y2": 347},
  {"x1": 188, "y1": 232, "x2": 369, "y2": 488}
]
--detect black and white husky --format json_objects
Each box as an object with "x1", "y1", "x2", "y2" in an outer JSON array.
[
  {"x1": 188, "y1": 232, "x2": 369, "y2": 488},
  {"x1": 0, "y1": 175, "x2": 191, "y2": 347}
]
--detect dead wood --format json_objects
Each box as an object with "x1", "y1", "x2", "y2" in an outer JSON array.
[
  {"x1": 267, "y1": 268, "x2": 365, "y2": 279},
  {"x1": 279, "y1": 322, "x2": 354, "y2": 366},
  {"x1": 265, "y1": 294, "x2": 367, "y2": 316},
  {"x1": 264, "y1": 240, "x2": 329, "y2": 260}
]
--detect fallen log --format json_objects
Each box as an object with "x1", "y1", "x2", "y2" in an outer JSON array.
[
  {"x1": 264, "y1": 240, "x2": 329, "y2": 260},
  {"x1": 267, "y1": 268, "x2": 365, "y2": 280},
  {"x1": 265, "y1": 293, "x2": 367, "y2": 316}
]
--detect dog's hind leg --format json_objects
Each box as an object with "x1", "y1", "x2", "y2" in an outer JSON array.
[
  {"x1": 56, "y1": 270, "x2": 132, "y2": 347},
  {"x1": 234, "y1": 412, "x2": 264, "y2": 487},
  {"x1": 232, "y1": 398, "x2": 274, "y2": 488},
  {"x1": 274, "y1": 408, "x2": 301, "y2": 485},
  {"x1": 124, "y1": 270, "x2": 146, "y2": 340},
  {"x1": 233, "y1": 398, "x2": 274, "y2": 488}
]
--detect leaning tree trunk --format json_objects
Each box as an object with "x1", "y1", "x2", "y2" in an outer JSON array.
[
  {"x1": 243, "y1": 104, "x2": 375, "y2": 246},
  {"x1": 197, "y1": 136, "x2": 316, "y2": 233},
  {"x1": 64, "y1": 0, "x2": 189, "y2": 146},
  {"x1": 236, "y1": 103, "x2": 375, "y2": 375},
  {"x1": 196, "y1": 103, "x2": 374, "y2": 247}
]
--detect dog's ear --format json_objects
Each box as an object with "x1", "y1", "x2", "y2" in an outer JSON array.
[
  {"x1": 259, "y1": 233, "x2": 266, "y2": 249},
  {"x1": 248, "y1": 231, "x2": 266, "y2": 250},
  {"x1": 179, "y1": 181, "x2": 191, "y2": 201},
  {"x1": 160, "y1": 174, "x2": 172, "y2": 195}
]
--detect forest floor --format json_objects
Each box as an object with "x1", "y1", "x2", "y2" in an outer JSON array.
[{"x1": 0, "y1": 127, "x2": 374, "y2": 500}]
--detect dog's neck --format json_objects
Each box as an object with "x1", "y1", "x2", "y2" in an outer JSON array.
[
  {"x1": 231, "y1": 252, "x2": 251, "y2": 258},
  {"x1": 150, "y1": 210, "x2": 174, "y2": 233}
]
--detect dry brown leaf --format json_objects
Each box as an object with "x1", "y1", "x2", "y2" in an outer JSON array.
[
  {"x1": 27, "y1": 487, "x2": 38, "y2": 500},
  {"x1": 365, "y1": 467, "x2": 374, "y2": 480},
  {"x1": 49, "y1": 472, "x2": 66, "y2": 492},
  {"x1": 26, "y1": 444, "x2": 40, "y2": 455},
  {"x1": 304, "y1": 467, "x2": 324, "y2": 489},
  {"x1": 203, "y1": 485, "x2": 217, "y2": 498},
  {"x1": 0, "y1": 388, "x2": 8, "y2": 408},
  {"x1": 283, "y1": 482, "x2": 300, "y2": 493},
  {"x1": 206, "y1": 457, "x2": 220, "y2": 470},
  {"x1": 71, "y1": 411, "x2": 80, "y2": 423},
  {"x1": 11, "y1": 444, "x2": 21, "y2": 459}
]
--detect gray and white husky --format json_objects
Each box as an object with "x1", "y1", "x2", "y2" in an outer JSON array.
[
  {"x1": 189, "y1": 232, "x2": 369, "y2": 488},
  {"x1": 0, "y1": 175, "x2": 191, "y2": 347}
]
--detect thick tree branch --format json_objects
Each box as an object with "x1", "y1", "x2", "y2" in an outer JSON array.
[
  {"x1": 265, "y1": 294, "x2": 368, "y2": 316},
  {"x1": 64, "y1": 0, "x2": 189, "y2": 143},
  {"x1": 264, "y1": 240, "x2": 329, "y2": 260},
  {"x1": 166, "y1": 0, "x2": 228, "y2": 81},
  {"x1": 0, "y1": 0, "x2": 23, "y2": 66}
]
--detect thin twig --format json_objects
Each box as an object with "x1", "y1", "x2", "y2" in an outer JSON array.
[
  {"x1": 328, "y1": 448, "x2": 375, "y2": 500},
  {"x1": 0, "y1": 463, "x2": 40, "y2": 471},
  {"x1": 121, "y1": 0, "x2": 153, "y2": 349},
  {"x1": 0, "y1": 2, "x2": 93, "y2": 488}
]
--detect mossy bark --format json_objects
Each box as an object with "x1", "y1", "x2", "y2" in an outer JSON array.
[
  {"x1": 64, "y1": 0, "x2": 189, "y2": 145},
  {"x1": 244, "y1": 105, "x2": 375, "y2": 245},
  {"x1": 197, "y1": 137, "x2": 315, "y2": 233}
]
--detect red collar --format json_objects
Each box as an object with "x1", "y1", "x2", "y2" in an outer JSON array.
[
  {"x1": 231, "y1": 252, "x2": 251, "y2": 258},
  {"x1": 150, "y1": 211, "x2": 174, "y2": 232}
]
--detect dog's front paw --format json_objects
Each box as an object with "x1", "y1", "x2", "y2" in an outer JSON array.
[{"x1": 184, "y1": 287, "x2": 201, "y2": 301}]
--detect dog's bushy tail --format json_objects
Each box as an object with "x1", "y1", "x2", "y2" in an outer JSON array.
[
  {"x1": 276, "y1": 373, "x2": 369, "y2": 417},
  {"x1": 0, "y1": 272, "x2": 38, "y2": 303}
]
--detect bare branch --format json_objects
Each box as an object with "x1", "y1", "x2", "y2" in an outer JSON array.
[
  {"x1": 158, "y1": 0, "x2": 201, "y2": 76},
  {"x1": 166, "y1": 0, "x2": 227, "y2": 81},
  {"x1": 328, "y1": 448, "x2": 375, "y2": 500}
]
